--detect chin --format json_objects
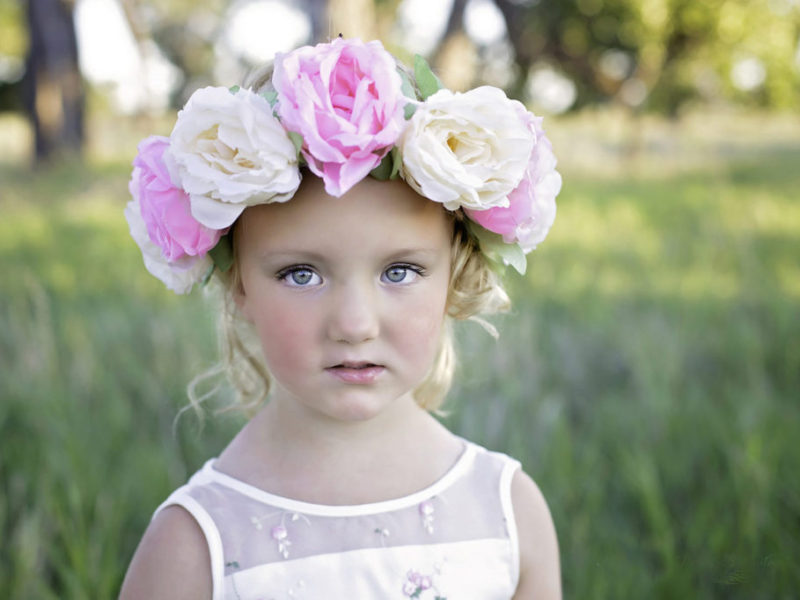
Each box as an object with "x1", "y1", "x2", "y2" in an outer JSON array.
[{"x1": 320, "y1": 390, "x2": 412, "y2": 423}]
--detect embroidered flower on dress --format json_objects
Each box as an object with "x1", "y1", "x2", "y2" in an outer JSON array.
[
  {"x1": 402, "y1": 569, "x2": 446, "y2": 599},
  {"x1": 250, "y1": 510, "x2": 310, "y2": 559},
  {"x1": 271, "y1": 524, "x2": 291, "y2": 558}
]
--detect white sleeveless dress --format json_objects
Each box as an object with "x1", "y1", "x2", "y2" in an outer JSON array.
[{"x1": 155, "y1": 440, "x2": 521, "y2": 599}]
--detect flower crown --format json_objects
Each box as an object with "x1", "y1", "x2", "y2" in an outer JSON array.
[{"x1": 125, "y1": 37, "x2": 561, "y2": 294}]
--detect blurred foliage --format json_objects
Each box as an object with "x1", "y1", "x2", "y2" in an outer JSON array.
[
  {"x1": 117, "y1": 0, "x2": 229, "y2": 106},
  {"x1": 499, "y1": 0, "x2": 800, "y2": 111},
  {"x1": 2, "y1": 0, "x2": 799, "y2": 115},
  {"x1": 0, "y1": 0, "x2": 26, "y2": 57},
  {"x1": 0, "y1": 0, "x2": 26, "y2": 113}
]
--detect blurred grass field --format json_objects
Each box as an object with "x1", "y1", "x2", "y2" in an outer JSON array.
[{"x1": 1, "y1": 109, "x2": 799, "y2": 598}]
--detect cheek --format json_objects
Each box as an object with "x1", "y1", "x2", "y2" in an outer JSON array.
[
  {"x1": 249, "y1": 297, "x2": 319, "y2": 373},
  {"x1": 391, "y1": 287, "x2": 448, "y2": 360}
]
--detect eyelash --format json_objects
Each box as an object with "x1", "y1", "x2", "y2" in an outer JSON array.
[
  {"x1": 382, "y1": 263, "x2": 426, "y2": 284},
  {"x1": 275, "y1": 265, "x2": 320, "y2": 287}
]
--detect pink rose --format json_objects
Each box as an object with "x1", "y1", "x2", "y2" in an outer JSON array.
[
  {"x1": 465, "y1": 111, "x2": 561, "y2": 252},
  {"x1": 273, "y1": 37, "x2": 406, "y2": 196},
  {"x1": 125, "y1": 199, "x2": 212, "y2": 294},
  {"x1": 129, "y1": 135, "x2": 222, "y2": 262}
]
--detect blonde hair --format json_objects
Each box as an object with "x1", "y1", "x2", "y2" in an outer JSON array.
[
  {"x1": 413, "y1": 213, "x2": 511, "y2": 410},
  {"x1": 186, "y1": 57, "x2": 511, "y2": 417}
]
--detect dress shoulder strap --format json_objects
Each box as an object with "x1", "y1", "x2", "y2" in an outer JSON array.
[
  {"x1": 153, "y1": 463, "x2": 226, "y2": 600},
  {"x1": 465, "y1": 441, "x2": 522, "y2": 587}
]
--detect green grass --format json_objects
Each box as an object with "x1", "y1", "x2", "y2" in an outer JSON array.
[{"x1": 1, "y1": 120, "x2": 798, "y2": 598}]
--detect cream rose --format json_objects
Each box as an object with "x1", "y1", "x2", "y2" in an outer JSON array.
[
  {"x1": 125, "y1": 199, "x2": 212, "y2": 294},
  {"x1": 466, "y1": 111, "x2": 561, "y2": 253},
  {"x1": 399, "y1": 87, "x2": 535, "y2": 211},
  {"x1": 168, "y1": 86, "x2": 301, "y2": 230}
]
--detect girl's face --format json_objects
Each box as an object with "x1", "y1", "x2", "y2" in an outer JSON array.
[{"x1": 235, "y1": 176, "x2": 452, "y2": 423}]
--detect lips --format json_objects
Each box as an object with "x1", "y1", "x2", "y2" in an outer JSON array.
[
  {"x1": 336, "y1": 361, "x2": 378, "y2": 369},
  {"x1": 325, "y1": 361, "x2": 385, "y2": 384}
]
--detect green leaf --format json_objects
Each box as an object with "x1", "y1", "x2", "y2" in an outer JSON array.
[
  {"x1": 398, "y1": 67, "x2": 419, "y2": 119},
  {"x1": 398, "y1": 67, "x2": 417, "y2": 100},
  {"x1": 261, "y1": 90, "x2": 278, "y2": 107},
  {"x1": 497, "y1": 240, "x2": 527, "y2": 274},
  {"x1": 209, "y1": 233, "x2": 234, "y2": 273},
  {"x1": 201, "y1": 262, "x2": 215, "y2": 287},
  {"x1": 466, "y1": 220, "x2": 528, "y2": 275},
  {"x1": 287, "y1": 131, "x2": 304, "y2": 158},
  {"x1": 229, "y1": 85, "x2": 241, "y2": 94},
  {"x1": 370, "y1": 147, "x2": 403, "y2": 181},
  {"x1": 414, "y1": 54, "x2": 444, "y2": 100},
  {"x1": 369, "y1": 152, "x2": 393, "y2": 180},
  {"x1": 390, "y1": 146, "x2": 403, "y2": 179}
]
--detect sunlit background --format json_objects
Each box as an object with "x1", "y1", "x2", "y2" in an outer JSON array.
[{"x1": 1, "y1": 0, "x2": 799, "y2": 597}]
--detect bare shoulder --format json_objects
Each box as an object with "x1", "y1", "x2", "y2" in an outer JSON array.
[
  {"x1": 118, "y1": 505, "x2": 212, "y2": 600},
  {"x1": 511, "y1": 468, "x2": 562, "y2": 600}
]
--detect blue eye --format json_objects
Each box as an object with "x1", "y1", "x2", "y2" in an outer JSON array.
[
  {"x1": 278, "y1": 267, "x2": 322, "y2": 287},
  {"x1": 382, "y1": 264, "x2": 423, "y2": 284}
]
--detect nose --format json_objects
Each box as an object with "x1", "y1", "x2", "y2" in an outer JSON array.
[{"x1": 327, "y1": 279, "x2": 380, "y2": 344}]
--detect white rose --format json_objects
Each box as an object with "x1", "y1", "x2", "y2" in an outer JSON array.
[
  {"x1": 168, "y1": 86, "x2": 301, "y2": 229},
  {"x1": 400, "y1": 87, "x2": 535, "y2": 211},
  {"x1": 125, "y1": 199, "x2": 211, "y2": 294}
]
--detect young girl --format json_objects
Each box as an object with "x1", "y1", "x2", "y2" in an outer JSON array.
[{"x1": 120, "y1": 37, "x2": 562, "y2": 599}]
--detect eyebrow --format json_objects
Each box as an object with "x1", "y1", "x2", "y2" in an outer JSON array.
[
  {"x1": 256, "y1": 248, "x2": 443, "y2": 264},
  {"x1": 257, "y1": 250, "x2": 329, "y2": 263},
  {"x1": 382, "y1": 248, "x2": 443, "y2": 262}
]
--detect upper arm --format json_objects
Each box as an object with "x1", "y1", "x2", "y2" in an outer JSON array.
[
  {"x1": 119, "y1": 505, "x2": 213, "y2": 600},
  {"x1": 511, "y1": 469, "x2": 562, "y2": 600}
]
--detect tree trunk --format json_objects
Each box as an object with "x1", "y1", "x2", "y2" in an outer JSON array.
[
  {"x1": 22, "y1": 0, "x2": 84, "y2": 164},
  {"x1": 493, "y1": 0, "x2": 532, "y2": 100},
  {"x1": 429, "y1": 0, "x2": 468, "y2": 65},
  {"x1": 428, "y1": 0, "x2": 476, "y2": 91},
  {"x1": 306, "y1": 0, "x2": 329, "y2": 43}
]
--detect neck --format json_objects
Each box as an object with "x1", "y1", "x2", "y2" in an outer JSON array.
[
  {"x1": 217, "y1": 389, "x2": 462, "y2": 504},
  {"x1": 258, "y1": 387, "x2": 429, "y2": 457}
]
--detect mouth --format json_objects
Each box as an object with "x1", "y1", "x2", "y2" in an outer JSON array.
[
  {"x1": 325, "y1": 361, "x2": 385, "y2": 384},
  {"x1": 332, "y1": 361, "x2": 381, "y2": 369}
]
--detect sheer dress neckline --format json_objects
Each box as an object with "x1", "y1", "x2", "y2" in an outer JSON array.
[{"x1": 199, "y1": 440, "x2": 477, "y2": 517}]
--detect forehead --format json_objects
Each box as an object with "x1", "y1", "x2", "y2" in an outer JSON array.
[{"x1": 236, "y1": 176, "x2": 452, "y2": 254}]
